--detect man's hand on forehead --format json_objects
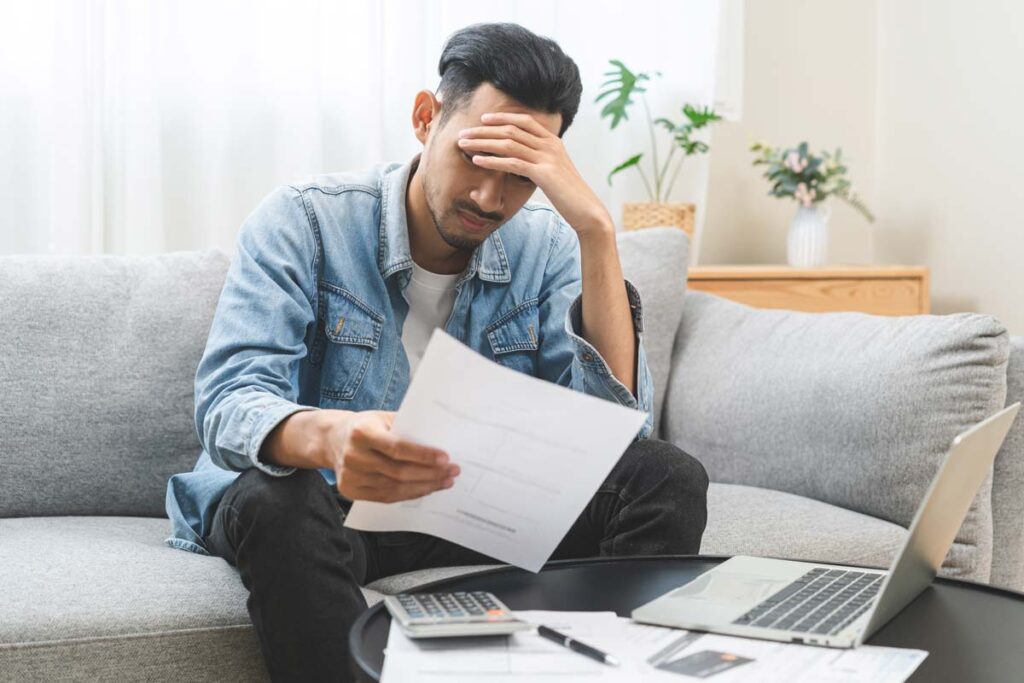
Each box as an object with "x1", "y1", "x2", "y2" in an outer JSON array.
[
  {"x1": 457, "y1": 111, "x2": 613, "y2": 237},
  {"x1": 457, "y1": 112, "x2": 552, "y2": 182}
]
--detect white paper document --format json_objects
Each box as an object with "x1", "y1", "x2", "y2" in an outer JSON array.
[
  {"x1": 630, "y1": 622, "x2": 928, "y2": 683},
  {"x1": 381, "y1": 611, "x2": 640, "y2": 682},
  {"x1": 344, "y1": 329, "x2": 648, "y2": 571},
  {"x1": 380, "y1": 610, "x2": 928, "y2": 683}
]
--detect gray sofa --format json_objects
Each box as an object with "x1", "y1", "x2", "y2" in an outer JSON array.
[{"x1": 2, "y1": 227, "x2": 1021, "y2": 681}]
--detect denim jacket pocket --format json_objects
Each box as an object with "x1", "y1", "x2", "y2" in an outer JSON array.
[
  {"x1": 319, "y1": 283, "x2": 383, "y2": 401},
  {"x1": 485, "y1": 298, "x2": 540, "y2": 375}
]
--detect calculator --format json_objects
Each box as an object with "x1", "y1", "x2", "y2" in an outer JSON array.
[{"x1": 383, "y1": 591, "x2": 532, "y2": 638}]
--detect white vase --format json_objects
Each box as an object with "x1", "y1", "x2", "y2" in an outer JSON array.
[{"x1": 787, "y1": 204, "x2": 832, "y2": 267}]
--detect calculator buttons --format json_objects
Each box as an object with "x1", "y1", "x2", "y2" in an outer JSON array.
[
  {"x1": 385, "y1": 591, "x2": 529, "y2": 639},
  {"x1": 392, "y1": 591, "x2": 515, "y2": 622}
]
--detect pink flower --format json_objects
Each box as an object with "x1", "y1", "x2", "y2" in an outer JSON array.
[
  {"x1": 794, "y1": 182, "x2": 815, "y2": 207},
  {"x1": 785, "y1": 151, "x2": 809, "y2": 173}
]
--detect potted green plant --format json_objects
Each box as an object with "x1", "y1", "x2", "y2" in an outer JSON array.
[
  {"x1": 751, "y1": 140, "x2": 874, "y2": 267},
  {"x1": 596, "y1": 59, "x2": 720, "y2": 236}
]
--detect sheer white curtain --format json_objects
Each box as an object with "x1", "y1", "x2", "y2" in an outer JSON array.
[{"x1": 0, "y1": 0, "x2": 724, "y2": 255}]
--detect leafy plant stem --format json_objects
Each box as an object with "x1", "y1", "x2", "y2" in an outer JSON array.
[
  {"x1": 636, "y1": 164, "x2": 655, "y2": 202},
  {"x1": 642, "y1": 94, "x2": 661, "y2": 202},
  {"x1": 658, "y1": 145, "x2": 677, "y2": 200},
  {"x1": 665, "y1": 152, "x2": 686, "y2": 201}
]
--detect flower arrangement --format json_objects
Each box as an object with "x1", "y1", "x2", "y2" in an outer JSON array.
[
  {"x1": 750, "y1": 141, "x2": 874, "y2": 222},
  {"x1": 597, "y1": 60, "x2": 721, "y2": 202}
]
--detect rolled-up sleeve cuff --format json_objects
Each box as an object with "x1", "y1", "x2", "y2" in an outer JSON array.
[
  {"x1": 247, "y1": 400, "x2": 317, "y2": 477},
  {"x1": 564, "y1": 280, "x2": 654, "y2": 438}
]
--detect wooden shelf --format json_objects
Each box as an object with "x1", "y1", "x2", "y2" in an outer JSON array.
[{"x1": 688, "y1": 265, "x2": 930, "y2": 316}]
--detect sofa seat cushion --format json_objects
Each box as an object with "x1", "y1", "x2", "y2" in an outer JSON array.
[
  {"x1": 372, "y1": 484, "x2": 931, "y2": 591},
  {"x1": 366, "y1": 564, "x2": 504, "y2": 595},
  {"x1": 0, "y1": 516, "x2": 381, "y2": 681},
  {"x1": 702, "y1": 483, "x2": 920, "y2": 575}
]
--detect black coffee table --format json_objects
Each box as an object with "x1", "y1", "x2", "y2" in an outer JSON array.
[{"x1": 349, "y1": 555, "x2": 1024, "y2": 682}]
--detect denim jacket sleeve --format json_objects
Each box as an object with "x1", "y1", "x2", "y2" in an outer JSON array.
[
  {"x1": 194, "y1": 186, "x2": 319, "y2": 477},
  {"x1": 536, "y1": 220, "x2": 655, "y2": 440}
]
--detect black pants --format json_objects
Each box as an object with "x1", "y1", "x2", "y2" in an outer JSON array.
[{"x1": 205, "y1": 437, "x2": 709, "y2": 682}]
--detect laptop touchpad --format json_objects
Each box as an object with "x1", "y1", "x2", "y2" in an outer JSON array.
[{"x1": 670, "y1": 572, "x2": 789, "y2": 605}]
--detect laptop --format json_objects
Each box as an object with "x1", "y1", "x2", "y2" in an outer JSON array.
[{"x1": 633, "y1": 402, "x2": 1021, "y2": 649}]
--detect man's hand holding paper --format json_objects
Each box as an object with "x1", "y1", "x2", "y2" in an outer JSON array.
[
  {"x1": 328, "y1": 410, "x2": 460, "y2": 503},
  {"x1": 344, "y1": 329, "x2": 649, "y2": 572}
]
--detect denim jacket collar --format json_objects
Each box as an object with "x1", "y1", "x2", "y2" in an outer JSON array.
[{"x1": 378, "y1": 155, "x2": 511, "y2": 285}]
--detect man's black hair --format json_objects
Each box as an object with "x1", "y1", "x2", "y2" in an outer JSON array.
[{"x1": 436, "y1": 23, "x2": 582, "y2": 137}]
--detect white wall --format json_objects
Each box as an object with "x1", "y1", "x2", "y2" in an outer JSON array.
[
  {"x1": 703, "y1": 0, "x2": 878, "y2": 266},
  {"x1": 875, "y1": 0, "x2": 1024, "y2": 332},
  {"x1": 703, "y1": 0, "x2": 1024, "y2": 334}
]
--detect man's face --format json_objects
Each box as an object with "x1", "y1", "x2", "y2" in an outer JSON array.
[{"x1": 416, "y1": 83, "x2": 562, "y2": 251}]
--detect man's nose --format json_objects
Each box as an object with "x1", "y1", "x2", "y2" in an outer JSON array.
[{"x1": 471, "y1": 173, "x2": 504, "y2": 215}]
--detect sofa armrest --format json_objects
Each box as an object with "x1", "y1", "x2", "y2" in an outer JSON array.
[
  {"x1": 991, "y1": 337, "x2": 1024, "y2": 591},
  {"x1": 662, "y1": 291, "x2": 1009, "y2": 580}
]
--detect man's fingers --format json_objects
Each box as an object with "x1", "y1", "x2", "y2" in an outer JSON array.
[
  {"x1": 340, "y1": 414, "x2": 457, "y2": 500},
  {"x1": 342, "y1": 473, "x2": 455, "y2": 504},
  {"x1": 479, "y1": 111, "x2": 553, "y2": 138},
  {"x1": 387, "y1": 478, "x2": 455, "y2": 503},
  {"x1": 470, "y1": 154, "x2": 531, "y2": 177},
  {"x1": 347, "y1": 447, "x2": 459, "y2": 483},
  {"x1": 458, "y1": 136, "x2": 538, "y2": 163},
  {"x1": 458, "y1": 123, "x2": 541, "y2": 149},
  {"x1": 350, "y1": 423, "x2": 448, "y2": 466}
]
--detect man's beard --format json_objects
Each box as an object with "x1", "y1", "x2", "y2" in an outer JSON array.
[{"x1": 422, "y1": 175, "x2": 501, "y2": 252}]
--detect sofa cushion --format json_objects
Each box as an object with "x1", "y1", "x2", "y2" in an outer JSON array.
[
  {"x1": 703, "y1": 483, "x2": 911, "y2": 573},
  {"x1": 0, "y1": 516, "x2": 381, "y2": 681},
  {"x1": 369, "y1": 485, "x2": 927, "y2": 589},
  {"x1": 0, "y1": 251, "x2": 231, "y2": 518},
  {"x1": 0, "y1": 233, "x2": 686, "y2": 517},
  {"x1": 616, "y1": 228, "x2": 689, "y2": 439},
  {"x1": 366, "y1": 564, "x2": 504, "y2": 595},
  {"x1": 991, "y1": 337, "x2": 1024, "y2": 590},
  {"x1": 663, "y1": 291, "x2": 1010, "y2": 580}
]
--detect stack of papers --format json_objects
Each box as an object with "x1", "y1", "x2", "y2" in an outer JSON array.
[
  {"x1": 344, "y1": 329, "x2": 649, "y2": 571},
  {"x1": 380, "y1": 611, "x2": 928, "y2": 682}
]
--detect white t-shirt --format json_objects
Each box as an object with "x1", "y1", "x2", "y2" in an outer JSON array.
[{"x1": 402, "y1": 260, "x2": 460, "y2": 377}]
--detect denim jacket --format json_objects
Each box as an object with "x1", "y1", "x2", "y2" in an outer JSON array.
[{"x1": 165, "y1": 157, "x2": 654, "y2": 555}]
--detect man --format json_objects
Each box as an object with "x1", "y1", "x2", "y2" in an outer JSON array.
[{"x1": 165, "y1": 22, "x2": 708, "y2": 682}]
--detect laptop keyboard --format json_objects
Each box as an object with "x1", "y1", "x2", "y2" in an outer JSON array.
[{"x1": 731, "y1": 568, "x2": 884, "y2": 636}]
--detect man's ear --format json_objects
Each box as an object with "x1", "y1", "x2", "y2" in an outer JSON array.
[{"x1": 412, "y1": 90, "x2": 442, "y2": 145}]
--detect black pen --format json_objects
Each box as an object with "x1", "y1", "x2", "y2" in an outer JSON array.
[{"x1": 536, "y1": 625, "x2": 620, "y2": 667}]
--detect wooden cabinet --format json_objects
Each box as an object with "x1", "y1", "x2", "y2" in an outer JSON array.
[{"x1": 687, "y1": 265, "x2": 930, "y2": 316}]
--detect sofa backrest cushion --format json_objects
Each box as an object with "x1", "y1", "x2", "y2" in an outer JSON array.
[
  {"x1": 0, "y1": 251, "x2": 229, "y2": 517},
  {"x1": 663, "y1": 291, "x2": 1009, "y2": 580},
  {"x1": 615, "y1": 228, "x2": 689, "y2": 439},
  {"x1": 0, "y1": 230, "x2": 687, "y2": 518}
]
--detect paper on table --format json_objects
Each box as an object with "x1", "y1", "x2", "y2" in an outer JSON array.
[
  {"x1": 343, "y1": 328, "x2": 648, "y2": 572},
  {"x1": 380, "y1": 611, "x2": 928, "y2": 683},
  {"x1": 631, "y1": 622, "x2": 928, "y2": 682},
  {"x1": 381, "y1": 610, "x2": 642, "y2": 682}
]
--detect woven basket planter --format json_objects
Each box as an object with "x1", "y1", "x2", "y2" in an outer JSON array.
[{"x1": 623, "y1": 202, "x2": 695, "y2": 236}]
